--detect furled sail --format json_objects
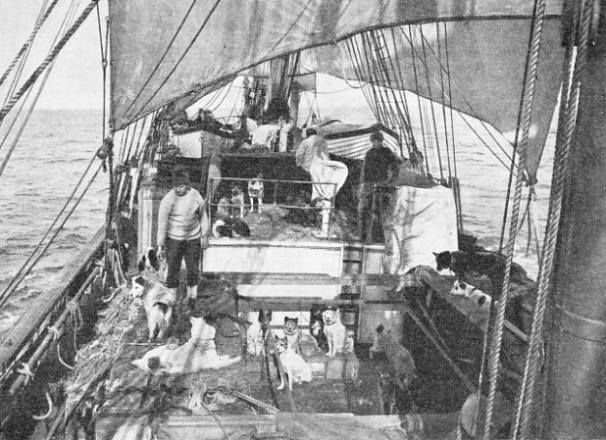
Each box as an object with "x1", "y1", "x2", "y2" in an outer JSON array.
[{"x1": 109, "y1": 0, "x2": 563, "y2": 180}]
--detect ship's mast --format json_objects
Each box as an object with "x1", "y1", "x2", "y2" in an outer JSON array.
[{"x1": 543, "y1": 2, "x2": 606, "y2": 437}]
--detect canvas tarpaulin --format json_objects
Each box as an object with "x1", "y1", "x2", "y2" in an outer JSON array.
[{"x1": 384, "y1": 184, "x2": 458, "y2": 275}]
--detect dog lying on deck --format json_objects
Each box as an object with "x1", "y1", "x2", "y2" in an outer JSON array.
[
  {"x1": 434, "y1": 250, "x2": 533, "y2": 299},
  {"x1": 130, "y1": 275, "x2": 175, "y2": 342},
  {"x1": 212, "y1": 217, "x2": 251, "y2": 238},
  {"x1": 450, "y1": 279, "x2": 492, "y2": 307},
  {"x1": 132, "y1": 316, "x2": 241, "y2": 375}
]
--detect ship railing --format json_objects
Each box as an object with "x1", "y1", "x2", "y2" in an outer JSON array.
[
  {"x1": 0, "y1": 227, "x2": 105, "y2": 394},
  {"x1": 208, "y1": 177, "x2": 337, "y2": 240}
]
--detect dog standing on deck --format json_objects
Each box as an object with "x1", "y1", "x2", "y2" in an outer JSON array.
[
  {"x1": 130, "y1": 275, "x2": 176, "y2": 342},
  {"x1": 248, "y1": 173, "x2": 264, "y2": 213},
  {"x1": 322, "y1": 307, "x2": 347, "y2": 357}
]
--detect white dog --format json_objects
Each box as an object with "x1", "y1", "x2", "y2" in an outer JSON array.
[
  {"x1": 132, "y1": 316, "x2": 241, "y2": 375},
  {"x1": 275, "y1": 336, "x2": 312, "y2": 391},
  {"x1": 322, "y1": 307, "x2": 347, "y2": 357},
  {"x1": 130, "y1": 275, "x2": 176, "y2": 342},
  {"x1": 248, "y1": 173, "x2": 264, "y2": 213}
]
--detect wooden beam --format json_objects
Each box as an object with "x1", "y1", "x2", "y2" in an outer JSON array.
[{"x1": 208, "y1": 272, "x2": 419, "y2": 287}]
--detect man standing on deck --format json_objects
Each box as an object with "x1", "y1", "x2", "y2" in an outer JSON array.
[
  {"x1": 358, "y1": 131, "x2": 400, "y2": 243},
  {"x1": 157, "y1": 166, "x2": 209, "y2": 309},
  {"x1": 296, "y1": 127, "x2": 348, "y2": 238}
]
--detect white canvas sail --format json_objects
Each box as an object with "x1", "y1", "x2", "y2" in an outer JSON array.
[{"x1": 109, "y1": 0, "x2": 564, "y2": 180}]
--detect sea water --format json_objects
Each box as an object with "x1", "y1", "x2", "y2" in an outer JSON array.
[{"x1": 0, "y1": 109, "x2": 555, "y2": 339}]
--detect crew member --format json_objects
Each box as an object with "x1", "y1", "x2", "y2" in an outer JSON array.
[
  {"x1": 157, "y1": 166, "x2": 209, "y2": 308},
  {"x1": 358, "y1": 131, "x2": 400, "y2": 243},
  {"x1": 296, "y1": 127, "x2": 348, "y2": 238}
]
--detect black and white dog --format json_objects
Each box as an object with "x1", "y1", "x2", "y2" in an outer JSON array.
[
  {"x1": 130, "y1": 275, "x2": 176, "y2": 342},
  {"x1": 212, "y1": 217, "x2": 251, "y2": 238},
  {"x1": 248, "y1": 173, "x2": 264, "y2": 213},
  {"x1": 138, "y1": 247, "x2": 166, "y2": 283},
  {"x1": 434, "y1": 250, "x2": 514, "y2": 299}
]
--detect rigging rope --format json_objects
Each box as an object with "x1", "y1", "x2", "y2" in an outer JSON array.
[
  {"x1": 2, "y1": 0, "x2": 50, "y2": 109},
  {"x1": 402, "y1": 27, "x2": 516, "y2": 169},
  {"x1": 388, "y1": 27, "x2": 421, "y2": 162},
  {"x1": 443, "y1": 22, "x2": 458, "y2": 181},
  {"x1": 96, "y1": 3, "x2": 108, "y2": 141},
  {"x1": 418, "y1": 25, "x2": 445, "y2": 181},
  {"x1": 435, "y1": 22, "x2": 453, "y2": 180},
  {"x1": 0, "y1": 161, "x2": 103, "y2": 308},
  {"x1": 133, "y1": 0, "x2": 223, "y2": 122},
  {"x1": 0, "y1": 0, "x2": 59, "y2": 90},
  {"x1": 512, "y1": 1, "x2": 593, "y2": 438},
  {"x1": 0, "y1": 0, "x2": 79, "y2": 178},
  {"x1": 0, "y1": 0, "x2": 100, "y2": 126},
  {"x1": 123, "y1": 0, "x2": 199, "y2": 117},
  {"x1": 482, "y1": 0, "x2": 549, "y2": 436},
  {"x1": 407, "y1": 26, "x2": 431, "y2": 173}
]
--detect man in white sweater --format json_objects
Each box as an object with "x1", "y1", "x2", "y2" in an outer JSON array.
[{"x1": 157, "y1": 166, "x2": 209, "y2": 307}]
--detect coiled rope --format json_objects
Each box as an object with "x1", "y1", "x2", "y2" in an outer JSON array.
[{"x1": 482, "y1": 0, "x2": 548, "y2": 437}]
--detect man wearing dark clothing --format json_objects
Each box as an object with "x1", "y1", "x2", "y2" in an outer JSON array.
[{"x1": 358, "y1": 131, "x2": 400, "y2": 243}]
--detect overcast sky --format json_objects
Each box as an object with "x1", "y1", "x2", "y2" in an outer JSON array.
[
  {"x1": 0, "y1": 0, "x2": 375, "y2": 122},
  {"x1": 0, "y1": 0, "x2": 108, "y2": 109}
]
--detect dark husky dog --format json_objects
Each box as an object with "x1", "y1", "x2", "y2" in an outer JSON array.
[
  {"x1": 309, "y1": 304, "x2": 328, "y2": 351},
  {"x1": 435, "y1": 250, "x2": 531, "y2": 331}
]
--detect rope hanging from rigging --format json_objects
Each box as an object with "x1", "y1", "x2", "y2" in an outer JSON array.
[
  {"x1": 511, "y1": 0, "x2": 595, "y2": 437},
  {"x1": 482, "y1": 0, "x2": 551, "y2": 436}
]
